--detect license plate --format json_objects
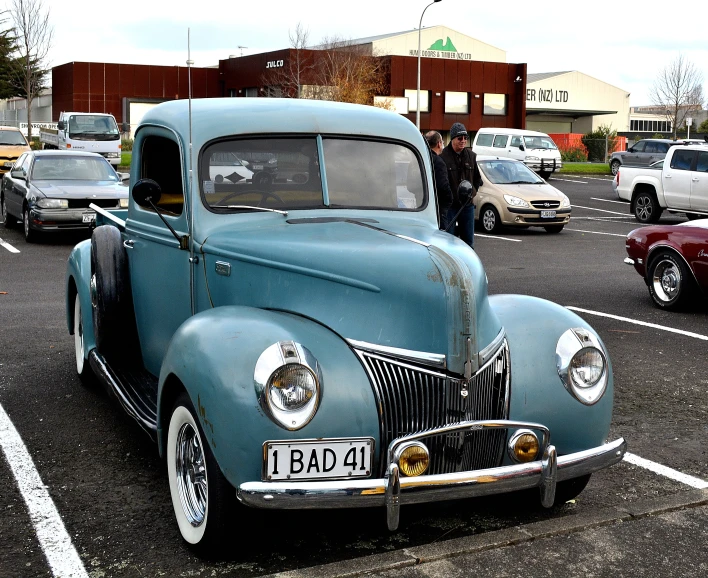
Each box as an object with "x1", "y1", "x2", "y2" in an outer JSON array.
[
  {"x1": 265, "y1": 438, "x2": 374, "y2": 481},
  {"x1": 540, "y1": 210, "x2": 556, "y2": 218},
  {"x1": 82, "y1": 213, "x2": 96, "y2": 223},
  {"x1": 252, "y1": 164, "x2": 263, "y2": 170}
]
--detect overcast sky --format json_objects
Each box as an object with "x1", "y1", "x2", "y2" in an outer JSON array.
[{"x1": 7, "y1": 0, "x2": 707, "y2": 107}]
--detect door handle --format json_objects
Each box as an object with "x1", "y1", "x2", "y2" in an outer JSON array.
[
  {"x1": 123, "y1": 239, "x2": 135, "y2": 249},
  {"x1": 692, "y1": 178, "x2": 699, "y2": 182}
]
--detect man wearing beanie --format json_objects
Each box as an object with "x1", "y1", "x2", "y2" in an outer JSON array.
[{"x1": 440, "y1": 122, "x2": 483, "y2": 248}]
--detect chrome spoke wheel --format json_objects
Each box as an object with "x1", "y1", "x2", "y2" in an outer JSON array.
[
  {"x1": 651, "y1": 258, "x2": 681, "y2": 303},
  {"x1": 175, "y1": 421, "x2": 208, "y2": 526}
]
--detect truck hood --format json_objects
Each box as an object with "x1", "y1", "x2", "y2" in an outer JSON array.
[
  {"x1": 200, "y1": 216, "x2": 502, "y2": 376},
  {"x1": 32, "y1": 180, "x2": 128, "y2": 198}
]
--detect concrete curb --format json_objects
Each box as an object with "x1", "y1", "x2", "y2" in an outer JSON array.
[{"x1": 263, "y1": 489, "x2": 708, "y2": 578}]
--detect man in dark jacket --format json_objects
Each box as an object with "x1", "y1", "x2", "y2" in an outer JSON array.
[
  {"x1": 425, "y1": 130, "x2": 453, "y2": 230},
  {"x1": 439, "y1": 122, "x2": 483, "y2": 248}
]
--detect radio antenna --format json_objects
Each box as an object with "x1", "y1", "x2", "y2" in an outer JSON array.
[{"x1": 186, "y1": 28, "x2": 196, "y2": 314}]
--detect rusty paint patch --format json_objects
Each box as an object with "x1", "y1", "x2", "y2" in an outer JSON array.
[
  {"x1": 197, "y1": 394, "x2": 216, "y2": 448},
  {"x1": 426, "y1": 269, "x2": 443, "y2": 283}
]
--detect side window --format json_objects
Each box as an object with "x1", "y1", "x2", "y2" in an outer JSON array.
[
  {"x1": 21, "y1": 154, "x2": 32, "y2": 175},
  {"x1": 510, "y1": 136, "x2": 523, "y2": 148},
  {"x1": 139, "y1": 135, "x2": 184, "y2": 215},
  {"x1": 476, "y1": 133, "x2": 494, "y2": 147},
  {"x1": 670, "y1": 150, "x2": 696, "y2": 171},
  {"x1": 644, "y1": 142, "x2": 657, "y2": 153},
  {"x1": 492, "y1": 135, "x2": 508, "y2": 148},
  {"x1": 657, "y1": 143, "x2": 670, "y2": 153},
  {"x1": 14, "y1": 153, "x2": 27, "y2": 171},
  {"x1": 696, "y1": 151, "x2": 708, "y2": 173},
  {"x1": 632, "y1": 141, "x2": 646, "y2": 153}
]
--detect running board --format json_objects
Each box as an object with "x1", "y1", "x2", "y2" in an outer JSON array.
[{"x1": 89, "y1": 350, "x2": 158, "y2": 440}]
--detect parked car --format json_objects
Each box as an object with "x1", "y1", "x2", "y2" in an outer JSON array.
[
  {"x1": 475, "y1": 156, "x2": 571, "y2": 234},
  {"x1": 625, "y1": 219, "x2": 708, "y2": 310},
  {"x1": 609, "y1": 139, "x2": 676, "y2": 176},
  {"x1": 65, "y1": 98, "x2": 625, "y2": 554},
  {"x1": 613, "y1": 144, "x2": 708, "y2": 223},
  {"x1": 472, "y1": 128, "x2": 562, "y2": 180},
  {"x1": 0, "y1": 126, "x2": 31, "y2": 175},
  {"x1": 1, "y1": 150, "x2": 128, "y2": 242}
]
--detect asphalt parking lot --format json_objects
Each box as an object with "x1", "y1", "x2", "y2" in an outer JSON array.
[{"x1": 0, "y1": 173, "x2": 707, "y2": 577}]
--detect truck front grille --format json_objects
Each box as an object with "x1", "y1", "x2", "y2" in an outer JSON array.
[{"x1": 354, "y1": 340, "x2": 510, "y2": 476}]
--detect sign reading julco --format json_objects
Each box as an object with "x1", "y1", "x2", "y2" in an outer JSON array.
[
  {"x1": 526, "y1": 88, "x2": 570, "y2": 103},
  {"x1": 409, "y1": 37, "x2": 473, "y2": 61}
]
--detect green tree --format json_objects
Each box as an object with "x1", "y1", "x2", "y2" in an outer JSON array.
[
  {"x1": 581, "y1": 125, "x2": 619, "y2": 162},
  {"x1": 0, "y1": 12, "x2": 20, "y2": 100},
  {"x1": 698, "y1": 118, "x2": 708, "y2": 133}
]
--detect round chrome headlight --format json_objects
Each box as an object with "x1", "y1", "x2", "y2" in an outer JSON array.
[
  {"x1": 254, "y1": 341, "x2": 322, "y2": 430},
  {"x1": 556, "y1": 328, "x2": 608, "y2": 405}
]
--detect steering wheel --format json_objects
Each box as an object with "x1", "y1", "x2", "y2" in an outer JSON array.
[{"x1": 216, "y1": 189, "x2": 285, "y2": 207}]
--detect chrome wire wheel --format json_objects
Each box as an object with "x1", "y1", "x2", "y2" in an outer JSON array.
[
  {"x1": 175, "y1": 421, "x2": 208, "y2": 527},
  {"x1": 651, "y1": 257, "x2": 681, "y2": 304}
]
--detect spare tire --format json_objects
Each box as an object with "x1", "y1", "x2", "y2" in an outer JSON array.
[{"x1": 90, "y1": 225, "x2": 133, "y2": 358}]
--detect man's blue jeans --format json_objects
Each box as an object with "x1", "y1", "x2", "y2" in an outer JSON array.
[{"x1": 447, "y1": 204, "x2": 475, "y2": 248}]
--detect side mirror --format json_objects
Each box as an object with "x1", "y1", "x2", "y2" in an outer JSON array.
[
  {"x1": 519, "y1": 144, "x2": 525, "y2": 151},
  {"x1": 457, "y1": 179, "x2": 474, "y2": 206},
  {"x1": 10, "y1": 168, "x2": 25, "y2": 180},
  {"x1": 57, "y1": 120, "x2": 65, "y2": 131},
  {"x1": 132, "y1": 178, "x2": 162, "y2": 208}
]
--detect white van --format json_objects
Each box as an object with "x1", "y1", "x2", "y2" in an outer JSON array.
[{"x1": 472, "y1": 128, "x2": 562, "y2": 179}]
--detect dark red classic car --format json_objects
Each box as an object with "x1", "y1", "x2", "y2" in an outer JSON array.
[{"x1": 625, "y1": 219, "x2": 708, "y2": 310}]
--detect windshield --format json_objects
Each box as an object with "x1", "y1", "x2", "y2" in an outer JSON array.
[
  {"x1": 0, "y1": 130, "x2": 29, "y2": 146},
  {"x1": 31, "y1": 156, "x2": 119, "y2": 181},
  {"x1": 68, "y1": 115, "x2": 120, "y2": 141},
  {"x1": 479, "y1": 159, "x2": 544, "y2": 185},
  {"x1": 201, "y1": 137, "x2": 426, "y2": 211},
  {"x1": 523, "y1": 136, "x2": 557, "y2": 150}
]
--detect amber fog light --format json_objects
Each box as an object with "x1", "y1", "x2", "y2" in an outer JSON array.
[
  {"x1": 508, "y1": 430, "x2": 540, "y2": 463},
  {"x1": 396, "y1": 442, "x2": 429, "y2": 477}
]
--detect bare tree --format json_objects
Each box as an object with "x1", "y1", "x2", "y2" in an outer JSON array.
[
  {"x1": 650, "y1": 54, "x2": 704, "y2": 139},
  {"x1": 261, "y1": 22, "x2": 313, "y2": 98},
  {"x1": 6, "y1": 0, "x2": 53, "y2": 139}
]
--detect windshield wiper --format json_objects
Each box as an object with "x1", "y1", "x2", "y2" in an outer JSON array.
[
  {"x1": 211, "y1": 204, "x2": 288, "y2": 216},
  {"x1": 507, "y1": 180, "x2": 541, "y2": 184}
]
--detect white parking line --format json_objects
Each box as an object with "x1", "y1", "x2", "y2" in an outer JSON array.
[
  {"x1": 565, "y1": 306, "x2": 708, "y2": 341},
  {"x1": 591, "y1": 197, "x2": 628, "y2": 205},
  {"x1": 0, "y1": 238, "x2": 20, "y2": 253},
  {"x1": 549, "y1": 177, "x2": 587, "y2": 184},
  {"x1": 0, "y1": 403, "x2": 88, "y2": 578},
  {"x1": 564, "y1": 228, "x2": 627, "y2": 237},
  {"x1": 572, "y1": 204, "x2": 628, "y2": 216},
  {"x1": 623, "y1": 452, "x2": 708, "y2": 489},
  {"x1": 476, "y1": 233, "x2": 522, "y2": 242}
]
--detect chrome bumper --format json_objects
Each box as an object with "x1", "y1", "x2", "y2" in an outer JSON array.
[{"x1": 238, "y1": 421, "x2": 627, "y2": 531}]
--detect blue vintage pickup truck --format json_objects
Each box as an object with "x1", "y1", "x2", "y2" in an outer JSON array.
[{"x1": 66, "y1": 97, "x2": 626, "y2": 554}]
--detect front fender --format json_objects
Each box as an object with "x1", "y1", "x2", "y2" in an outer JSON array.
[
  {"x1": 65, "y1": 239, "x2": 95, "y2": 354},
  {"x1": 489, "y1": 295, "x2": 614, "y2": 454},
  {"x1": 157, "y1": 306, "x2": 380, "y2": 489}
]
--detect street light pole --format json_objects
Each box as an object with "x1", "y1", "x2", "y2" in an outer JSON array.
[{"x1": 417, "y1": 0, "x2": 442, "y2": 130}]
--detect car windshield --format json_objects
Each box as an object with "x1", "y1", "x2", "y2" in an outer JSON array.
[
  {"x1": 201, "y1": 137, "x2": 426, "y2": 211},
  {"x1": 523, "y1": 136, "x2": 557, "y2": 150},
  {"x1": 68, "y1": 115, "x2": 120, "y2": 140},
  {"x1": 479, "y1": 159, "x2": 544, "y2": 184},
  {"x1": 0, "y1": 130, "x2": 29, "y2": 146},
  {"x1": 31, "y1": 156, "x2": 119, "y2": 181}
]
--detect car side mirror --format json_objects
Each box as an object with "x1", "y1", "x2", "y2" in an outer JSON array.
[
  {"x1": 57, "y1": 120, "x2": 65, "y2": 131},
  {"x1": 457, "y1": 179, "x2": 474, "y2": 206},
  {"x1": 10, "y1": 168, "x2": 25, "y2": 180},
  {"x1": 519, "y1": 144, "x2": 525, "y2": 151},
  {"x1": 132, "y1": 178, "x2": 162, "y2": 207}
]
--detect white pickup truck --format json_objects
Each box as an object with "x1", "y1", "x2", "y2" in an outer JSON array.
[
  {"x1": 613, "y1": 143, "x2": 708, "y2": 223},
  {"x1": 39, "y1": 112, "x2": 122, "y2": 167}
]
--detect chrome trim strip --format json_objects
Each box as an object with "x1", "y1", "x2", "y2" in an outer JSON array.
[
  {"x1": 238, "y1": 433, "x2": 627, "y2": 521},
  {"x1": 347, "y1": 339, "x2": 446, "y2": 369},
  {"x1": 478, "y1": 327, "x2": 506, "y2": 367},
  {"x1": 345, "y1": 220, "x2": 430, "y2": 247},
  {"x1": 88, "y1": 203, "x2": 126, "y2": 229}
]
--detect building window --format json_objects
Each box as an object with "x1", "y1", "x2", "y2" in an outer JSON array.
[
  {"x1": 404, "y1": 89, "x2": 429, "y2": 113},
  {"x1": 244, "y1": 87, "x2": 259, "y2": 98},
  {"x1": 445, "y1": 92, "x2": 468, "y2": 114},
  {"x1": 483, "y1": 94, "x2": 507, "y2": 116}
]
